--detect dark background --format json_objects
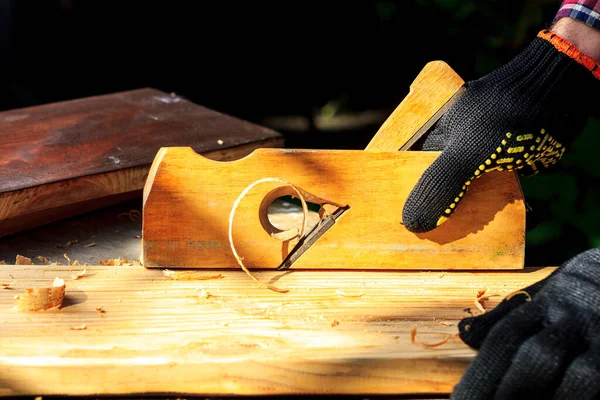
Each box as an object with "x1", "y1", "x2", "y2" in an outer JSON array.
[{"x1": 1, "y1": 0, "x2": 598, "y2": 266}]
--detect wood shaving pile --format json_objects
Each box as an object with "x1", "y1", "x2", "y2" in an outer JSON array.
[{"x1": 14, "y1": 277, "x2": 66, "y2": 312}]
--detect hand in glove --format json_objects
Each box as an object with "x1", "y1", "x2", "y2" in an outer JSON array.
[
  {"x1": 451, "y1": 246, "x2": 600, "y2": 399},
  {"x1": 402, "y1": 29, "x2": 599, "y2": 233}
]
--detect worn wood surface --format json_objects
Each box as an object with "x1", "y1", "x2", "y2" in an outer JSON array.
[
  {"x1": 142, "y1": 147, "x2": 525, "y2": 270},
  {"x1": 364, "y1": 61, "x2": 465, "y2": 152},
  {"x1": 0, "y1": 88, "x2": 283, "y2": 237},
  {"x1": 0, "y1": 263, "x2": 555, "y2": 397}
]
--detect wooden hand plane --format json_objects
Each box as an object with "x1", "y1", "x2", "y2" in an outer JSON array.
[{"x1": 141, "y1": 61, "x2": 526, "y2": 270}]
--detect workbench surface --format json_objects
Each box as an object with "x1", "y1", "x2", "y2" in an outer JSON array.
[{"x1": 0, "y1": 199, "x2": 554, "y2": 398}]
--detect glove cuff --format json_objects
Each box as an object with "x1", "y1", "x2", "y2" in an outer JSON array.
[{"x1": 538, "y1": 29, "x2": 600, "y2": 80}]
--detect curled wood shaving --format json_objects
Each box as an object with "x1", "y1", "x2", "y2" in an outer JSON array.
[
  {"x1": 228, "y1": 177, "x2": 311, "y2": 294},
  {"x1": 410, "y1": 327, "x2": 457, "y2": 348},
  {"x1": 96, "y1": 306, "x2": 105, "y2": 313},
  {"x1": 439, "y1": 321, "x2": 454, "y2": 327},
  {"x1": 83, "y1": 243, "x2": 96, "y2": 248},
  {"x1": 63, "y1": 253, "x2": 82, "y2": 267},
  {"x1": 71, "y1": 269, "x2": 87, "y2": 280},
  {"x1": 2, "y1": 281, "x2": 15, "y2": 289},
  {"x1": 335, "y1": 289, "x2": 364, "y2": 298},
  {"x1": 15, "y1": 255, "x2": 32, "y2": 265},
  {"x1": 163, "y1": 270, "x2": 223, "y2": 280},
  {"x1": 70, "y1": 324, "x2": 87, "y2": 330},
  {"x1": 505, "y1": 289, "x2": 532, "y2": 302},
  {"x1": 331, "y1": 320, "x2": 340, "y2": 327},
  {"x1": 14, "y1": 277, "x2": 66, "y2": 312},
  {"x1": 474, "y1": 298, "x2": 486, "y2": 313},
  {"x1": 474, "y1": 288, "x2": 501, "y2": 313}
]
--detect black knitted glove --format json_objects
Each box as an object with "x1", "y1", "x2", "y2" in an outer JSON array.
[
  {"x1": 451, "y1": 246, "x2": 600, "y2": 399},
  {"x1": 403, "y1": 30, "x2": 599, "y2": 233}
]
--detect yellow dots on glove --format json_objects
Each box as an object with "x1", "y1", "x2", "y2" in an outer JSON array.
[{"x1": 435, "y1": 128, "x2": 566, "y2": 228}]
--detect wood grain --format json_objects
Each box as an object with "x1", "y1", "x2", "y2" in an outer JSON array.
[
  {"x1": 142, "y1": 147, "x2": 525, "y2": 270},
  {"x1": 0, "y1": 263, "x2": 555, "y2": 397},
  {"x1": 0, "y1": 88, "x2": 283, "y2": 237},
  {"x1": 365, "y1": 61, "x2": 465, "y2": 152}
]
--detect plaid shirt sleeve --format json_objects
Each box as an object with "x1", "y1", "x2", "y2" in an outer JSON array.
[{"x1": 554, "y1": 0, "x2": 600, "y2": 30}]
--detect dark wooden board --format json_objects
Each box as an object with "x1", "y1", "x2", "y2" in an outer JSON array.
[
  {"x1": 0, "y1": 88, "x2": 282, "y2": 193},
  {"x1": 0, "y1": 88, "x2": 284, "y2": 237}
]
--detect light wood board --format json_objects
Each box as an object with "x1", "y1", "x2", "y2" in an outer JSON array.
[{"x1": 0, "y1": 264, "x2": 554, "y2": 397}]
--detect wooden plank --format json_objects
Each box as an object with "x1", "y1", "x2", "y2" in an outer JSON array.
[
  {"x1": 365, "y1": 61, "x2": 465, "y2": 152},
  {"x1": 0, "y1": 88, "x2": 284, "y2": 237},
  {"x1": 142, "y1": 147, "x2": 526, "y2": 270},
  {"x1": 0, "y1": 264, "x2": 555, "y2": 397}
]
